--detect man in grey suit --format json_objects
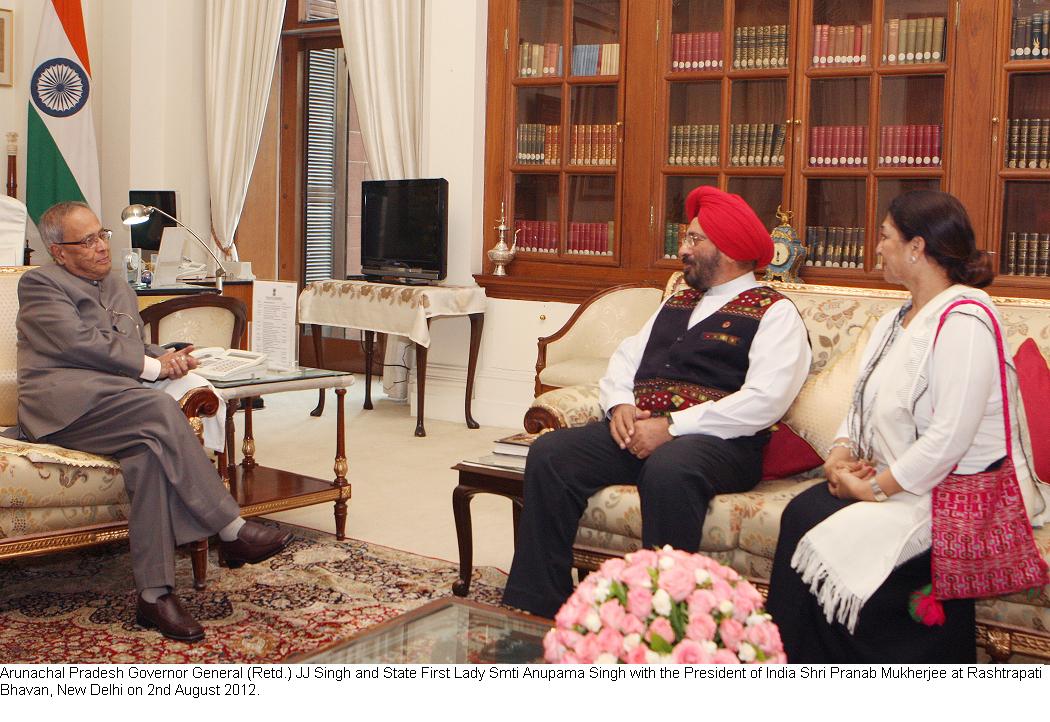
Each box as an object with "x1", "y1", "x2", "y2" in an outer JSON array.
[{"x1": 15, "y1": 201, "x2": 292, "y2": 642}]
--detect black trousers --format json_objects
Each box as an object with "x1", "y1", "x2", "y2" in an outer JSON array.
[
  {"x1": 766, "y1": 482, "x2": 976, "y2": 663},
  {"x1": 502, "y1": 421, "x2": 766, "y2": 618}
]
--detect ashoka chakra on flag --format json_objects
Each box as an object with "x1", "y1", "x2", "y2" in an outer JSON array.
[{"x1": 31, "y1": 58, "x2": 90, "y2": 118}]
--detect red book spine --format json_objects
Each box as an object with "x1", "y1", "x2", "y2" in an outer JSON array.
[
  {"x1": 908, "y1": 125, "x2": 919, "y2": 166},
  {"x1": 879, "y1": 126, "x2": 888, "y2": 165},
  {"x1": 860, "y1": 125, "x2": 868, "y2": 165},
  {"x1": 685, "y1": 32, "x2": 695, "y2": 69},
  {"x1": 831, "y1": 125, "x2": 842, "y2": 165},
  {"x1": 932, "y1": 125, "x2": 942, "y2": 166},
  {"x1": 809, "y1": 126, "x2": 818, "y2": 166},
  {"x1": 588, "y1": 223, "x2": 597, "y2": 254},
  {"x1": 714, "y1": 31, "x2": 722, "y2": 68},
  {"x1": 672, "y1": 34, "x2": 681, "y2": 70},
  {"x1": 853, "y1": 24, "x2": 862, "y2": 64},
  {"x1": 821, "y1": 126, "x2": 830, "y2": 165},
  {"x1": 890, "y1": 125, "x2": 901, "y2": 166},
  {"x1": 694, "y1": 32, "x2": 703, "y2": 68}
]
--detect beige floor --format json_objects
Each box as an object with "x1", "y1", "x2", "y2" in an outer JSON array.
[{"x1": 236, "y1": 379, "x2": 520, "y2": 574}]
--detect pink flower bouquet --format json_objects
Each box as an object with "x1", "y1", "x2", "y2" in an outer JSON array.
[{"x1": 543, "y1": 546, "x2": 786, "y2": 664}]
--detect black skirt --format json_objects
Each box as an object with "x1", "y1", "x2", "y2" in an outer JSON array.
[{"x1": 766, "y1": 483, "x2": 976, "y2": 663}]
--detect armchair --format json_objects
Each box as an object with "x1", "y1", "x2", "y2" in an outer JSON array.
[
  {"x1": 0, "y1": 267, "x2": 222, "y2": 589},
  {"x1": 139, "y1": 293, "x2": 247, "y2": 349}
]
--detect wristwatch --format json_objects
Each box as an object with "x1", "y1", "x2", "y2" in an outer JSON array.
[{"x1": 869, "y1": 477, "x2": 888, "y2": 502}]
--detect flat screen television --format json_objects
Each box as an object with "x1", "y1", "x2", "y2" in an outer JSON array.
[{"x1": 361, "y1": 178, "x2": 448, "y2": 282}]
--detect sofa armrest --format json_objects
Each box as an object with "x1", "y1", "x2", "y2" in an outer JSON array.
[
  {"x1": 524, "y1": 385, "x2": 603, "y2": 433},
  {"x1": 177, "y1": 387, "x2": 220, "y2": 446}
]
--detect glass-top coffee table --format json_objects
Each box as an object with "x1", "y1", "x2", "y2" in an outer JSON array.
[{"x1": 295, "y1": 598, "x2": 551, "y2": 663}]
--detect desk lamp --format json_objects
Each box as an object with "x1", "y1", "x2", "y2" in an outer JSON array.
[{"x1": 120, "y1": 204, "x2": 226, "y2": 292}]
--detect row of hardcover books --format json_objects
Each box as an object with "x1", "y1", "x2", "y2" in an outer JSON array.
[
  {"x1": 811, "y1": 23, "x2": 871, "y2": 67},
  {"x1": 515, "y1": 124, "x2": 560, "y2": 165},
  {"x1": 668, "y1": 125, "x2": 720, "y2": 166},
  {"x1": 877, "y1": 125, "x2": 942, "y2": 167},
  {"x1": 731, "y1": 25, "x2": 788, "y2": 69},
  {"x1": 513, "y1": 124, "x2": 617, "y2": 166},
  {"x1": 880, "y1": 16, "x2": 946, "y2": 64},
  {"x1": 1011, "y1": 12, "x2": 1050, "y2": 59},
  {"x1": 1006, "y1": 118, "x2": 1050, "y2": 169},
  {"x1": 570, "y1": 43, "x2": 620, "y2": 76},
  {"x1": 512, "y1": 220, "x2": 616, "y2": 256},
  {"x1": 729, "y1": 123, "x2": 787, "y2": 167},
  {"x1": 1003, "y1": 232, "x2": 1050, "y2": 277},
  {"x1": 804, "y1": 227, "x2": 869, "y2": 269},
  {"x1": 663, "y1": 223, "x2": 688, "y2": 258},
  {"x1": 513, "y1": 220, "x2": 559, "y2": 253},
  {"x1": 809, "y1": 126, "x2": 869, "y2": 166},
  {"x1": 517, "y1": 41, "x2": 563, "y2": 77},
  {"x1": 670, "y1": 32, "x2": 724, "y2": 71},
  {"x1": 565, "y1": 222, "x2": 615, "y2": 256}
]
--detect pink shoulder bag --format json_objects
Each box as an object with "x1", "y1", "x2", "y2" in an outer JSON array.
[{"x1": 930, "y1": 299, "x2": 1049, "y2": 600}]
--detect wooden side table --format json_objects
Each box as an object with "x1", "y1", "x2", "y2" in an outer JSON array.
[{"x1": 451, "y1": 461, "x2": 524, "y2": 597}]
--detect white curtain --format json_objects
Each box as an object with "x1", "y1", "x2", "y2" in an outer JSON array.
[
  {"x1": 335, "y1": 0, "x2": 423, "y2": 179},
  {"x1": 336, "y1": 0, "x2": 424, "y2": 399},
  {"x1": 204, "y1": 0, "x2": 286, "y2": 261}
]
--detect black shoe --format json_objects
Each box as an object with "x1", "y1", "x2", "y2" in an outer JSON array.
[
  {"x1": 136, "y1": 593, "x2": 205, "y2": 643},
  {"x1": 218, "y1": 521, "x2": 293, "y2": 568}
]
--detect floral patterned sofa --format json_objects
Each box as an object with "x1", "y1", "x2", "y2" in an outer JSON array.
[
  {"x1": 525, "y1": 275, "x2": 1050, "y2": 661},
  {"x1": 0, "y1": 266, "x2": 222, "y2": 589}
]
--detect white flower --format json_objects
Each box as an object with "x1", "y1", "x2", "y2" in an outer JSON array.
[
  {"x1": 596, "y1": 653, "x2": 617, "y2": 664},
  {"x1": 661, "y1": 544, "x2": 675, "y2": 553},
  {"x1": 623, "y1": 633, "x2": 641, "y2": 652},
  {"x1": 694, "y1": 569, "x2": 711, "y2": 586},
  {"x1": 652, "y1": 589, "x2": 672, "y2": 616},
  {"x1": 583, "y1": 610, "x2": 602, "y2": 633},
  {"x1": 702, "y1": 640, "x2": 718, "y2": 655},
  {"x1": 746, "y1": 613, "x2": 767, "y2": 627},
  {"x1": 595, "y1": 578, "x2": 611, "y2": 602},
  {"x1": 718, "y1": 599, "x2": 734, "y2": 615},
  {"x1": 659, "y1": 555, "x2": 675, "y2": 571},
  {"x1": 738, "y1": 642, "x2": 757, "y2": 662},
  {"x1": 645, "y1": 649, "x2": 661, "y2": 664}
]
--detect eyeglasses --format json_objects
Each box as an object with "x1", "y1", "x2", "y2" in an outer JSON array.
[
  {"x1": 681, "y1": 232, "x2": 705, "y2": 249},
  {"x1": 54, "y1": 229, "x2": 113, "y2": 249}
]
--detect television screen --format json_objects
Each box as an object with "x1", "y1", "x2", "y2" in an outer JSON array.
[
  {"x1": 128, "y1": 190, "x2": 177, "y2": 251},
  {"x1": 361, "y1": 178, "x2": 448, "y2": 281}
]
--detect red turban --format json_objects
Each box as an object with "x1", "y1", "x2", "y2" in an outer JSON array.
[{"x1": 685, "y1": 186, "x2": 773, "y2": 268}]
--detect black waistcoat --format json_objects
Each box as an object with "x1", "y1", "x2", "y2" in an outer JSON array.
[{"x1": 633, "y1": 286, "x2": 786, "y2": 415}]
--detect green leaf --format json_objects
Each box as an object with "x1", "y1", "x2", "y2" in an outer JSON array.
[
  {"x1": 648, "y1": 633, "x2": 673, "y2": 655},
  {"x1": 609, "y1": 580, "x2": 628, "y2": 607},
  {"x1": 668, "y1": 601, "x2": 687, "y2": 642},
  {"x1": 648, "y1": 568, "x2": 660, "y2": 587}
]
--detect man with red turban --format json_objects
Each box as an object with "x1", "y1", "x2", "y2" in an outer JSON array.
[{"x1": 504, "y1": 186, "x2": 812, "y2": 619}]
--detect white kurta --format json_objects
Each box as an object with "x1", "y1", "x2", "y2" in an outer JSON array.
[{"x1": 599, "y1": 272, "x2": 812, "y2": 438}]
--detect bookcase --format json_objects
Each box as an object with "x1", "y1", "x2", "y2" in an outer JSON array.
[{"x1": 480, "y1": 0, "x2": 1050, "y2": 302}]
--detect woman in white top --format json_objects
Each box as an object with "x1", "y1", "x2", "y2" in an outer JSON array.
[{"x1": 766, "y1": 190, "x2": 1050, "y2": 662}]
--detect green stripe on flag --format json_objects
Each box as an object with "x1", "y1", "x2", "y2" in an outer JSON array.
[{"x1": 26, "y1": 108, "x2": 87, "y2": 224}]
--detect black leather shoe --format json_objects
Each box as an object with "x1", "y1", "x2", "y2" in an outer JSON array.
[
  {"x1": 218, "y1": 521, "x2": 293, "y2": 569},
  {"x1": 136, "y1": 593, "x2": 205, "y2": 643}
]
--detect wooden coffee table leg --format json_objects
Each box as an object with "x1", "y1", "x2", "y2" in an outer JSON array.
[
  {"x1": 464, "y1": 312, "x2": 483, "y2": 430},
  {"x1": 333, "y1": 387, "x2": 349, "y2": 540},
  {"x1": 225, "y1": 400, "x2": 237, "y2": 491},
  {"x1": 452, "y1": 484, "x2": 477, "y2": 596},
  {"x1": 241, "y1": 397, "x2": 256, "y2": 469}
]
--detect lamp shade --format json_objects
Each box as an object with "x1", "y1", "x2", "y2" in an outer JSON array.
[{"x1": 120, "y1": 204, "x2": 153, "y2": 226}]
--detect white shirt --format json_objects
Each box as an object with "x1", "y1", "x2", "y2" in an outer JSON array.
[{"x1": 599, "y1": 272, "x2": 812, "y2": 439}]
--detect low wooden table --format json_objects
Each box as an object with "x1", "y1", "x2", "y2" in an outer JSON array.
[
  {"x1": 212, "y1": 368, "x2": 354, "y2": 540},
  {"x1": 292, "y1": 598, "x2": 550, "y2": 663},
  {"x1": 451, "y1": 460, "x2": 525, "y2": 597}
]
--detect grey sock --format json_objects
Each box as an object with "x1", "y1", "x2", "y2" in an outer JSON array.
[
  {"x1": 219, "y1": 517, "x2": 246, "y2": 542},
  {"x1": 141, "y1": 586, "x2": 169, "y2": 604}
]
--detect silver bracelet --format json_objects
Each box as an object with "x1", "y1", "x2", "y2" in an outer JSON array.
[{"x1": 828, "y1": 439, "x2": 853, "y2": 452}]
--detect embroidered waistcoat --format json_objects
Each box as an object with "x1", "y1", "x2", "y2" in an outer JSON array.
[{"x1": 633, "y1": 286, "x2": 786, "y2": 415}]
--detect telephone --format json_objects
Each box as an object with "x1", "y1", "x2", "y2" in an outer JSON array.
[
  {"x1": 190, "y1": 347, "x2": 269, "y2": 381},
  {"x1": 175, "y1": 260, "x2": 209, "y2": 281}
]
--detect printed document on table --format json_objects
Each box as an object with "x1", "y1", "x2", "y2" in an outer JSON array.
[{"x1": 251, "y1": 280, "x2": 299, "y2": 371}]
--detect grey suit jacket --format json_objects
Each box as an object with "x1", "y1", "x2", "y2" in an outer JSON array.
[{"x1": 15, "y1": 264, "x2": 165, "y2": 440}]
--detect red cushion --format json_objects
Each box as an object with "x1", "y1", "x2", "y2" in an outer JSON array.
[
  {"x1": 761, "y1": 422, "x2": 823, "y2": 481},
  {"x1": 1014, "y1": 338, "x2": 1050, "y2": 483}
]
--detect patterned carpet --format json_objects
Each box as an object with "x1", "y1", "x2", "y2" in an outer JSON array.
[{"x1": 0, "y1": 524, "x2": 508, "y2": 663}]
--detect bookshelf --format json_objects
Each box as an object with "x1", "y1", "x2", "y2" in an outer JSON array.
[{"x1": 480, "y1": 0, "x2": 1050, "y2": 302}]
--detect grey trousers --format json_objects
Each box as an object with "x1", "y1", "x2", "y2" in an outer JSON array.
[{"x1": 41, "y1": 386, "x2": 241, "y2": 592}]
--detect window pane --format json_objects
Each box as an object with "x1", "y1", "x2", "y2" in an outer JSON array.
[
  {"x1": 301, "y1": 0, "x2": 338, "y2": 22},
  {"x1": 304, "y1": 48, "x2": 346, "y2": 284}
]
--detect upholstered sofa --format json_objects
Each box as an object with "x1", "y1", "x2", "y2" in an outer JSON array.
[
  {"x1": 525, "y1": 275, "x2": 1050, "y2": 662},
  {"x1": 0, "y1": 267, "x2": 222, "y2": 588}
]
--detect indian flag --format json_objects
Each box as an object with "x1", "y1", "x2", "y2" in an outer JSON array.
[{"x1": 26, "y1": 0, "x2": 100, "y2": 224}]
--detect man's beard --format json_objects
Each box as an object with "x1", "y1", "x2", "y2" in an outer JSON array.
[{"x1": 683, "y1": 252, "x2": 717, "y2": 290}]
